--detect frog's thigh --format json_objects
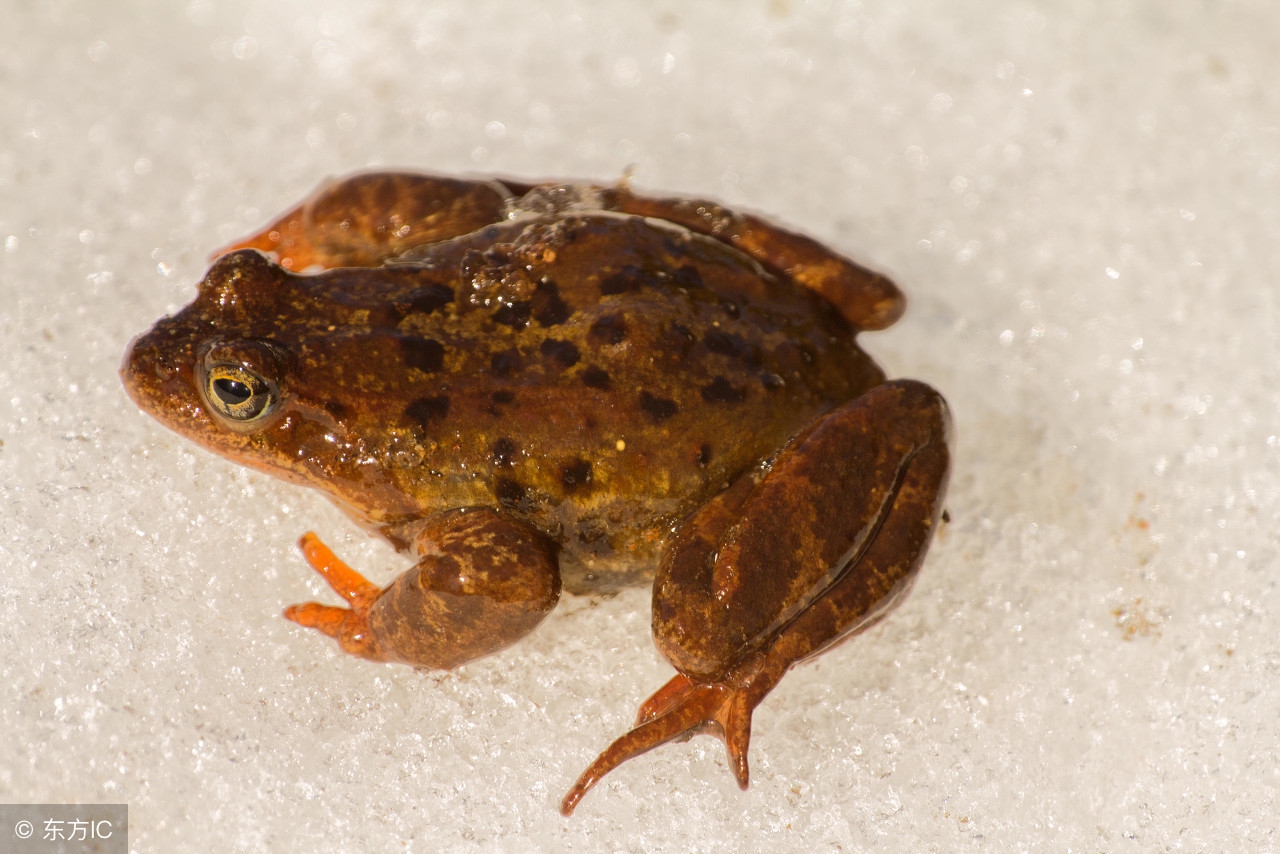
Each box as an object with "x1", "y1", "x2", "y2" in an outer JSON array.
[
  {"x1": 220, "y1": 172, "x2": 511, "y2": 269},
  {"x1": 371, "y1": 508, "x2": 562, "y2": 669},
  {"x1": 653, "y1": 379, "x2": 951, "y2": 682},
  {"x1": 598, "y1": 186, "x2": 905, "y2": 331}
]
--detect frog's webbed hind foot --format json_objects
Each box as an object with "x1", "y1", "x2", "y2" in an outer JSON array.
[
  {"x1": 558, "y1": 670, "x2": 757, "y2": 819},
  {"x1": 560, "y1": 654, "x2": 780, "y2": 816}
]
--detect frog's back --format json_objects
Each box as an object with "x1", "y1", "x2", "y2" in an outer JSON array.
[
  {"x1": 375, "y1": 212, "x2": 882, "y2": 591},
  {"x1": 202, "y1": 211, "x2": 885, "y2": 593}
]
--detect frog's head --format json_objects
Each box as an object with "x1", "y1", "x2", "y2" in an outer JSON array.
[{"x1": 121, "y1": 249, "x2": 434, "y2": 522}]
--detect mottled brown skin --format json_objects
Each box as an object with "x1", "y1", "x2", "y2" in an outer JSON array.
[{"x1": 121, "y1": 171, "x2": 951, "y2": 815}]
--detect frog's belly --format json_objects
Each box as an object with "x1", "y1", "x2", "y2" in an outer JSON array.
[
  {"x1": 557, "y1": 547, "x2": 659, "y2": 596},
  {"x1": 551, "y1": 495, "x2": 680, "y2": 595}
]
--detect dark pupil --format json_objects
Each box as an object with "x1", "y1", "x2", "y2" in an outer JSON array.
[{"x1": 214, "y1": 377, "x2": 252, "y2": 405}]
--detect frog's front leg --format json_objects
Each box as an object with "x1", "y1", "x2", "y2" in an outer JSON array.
[
  {"x1": 561, "y1": 379, "x2": 950, "y2": 815},
  {"x1": 218, "y1": 172, "x2": 512, "y2": 271},
  {"x1": 284, "y1": 507, "x2": 560, "y2": 670}
]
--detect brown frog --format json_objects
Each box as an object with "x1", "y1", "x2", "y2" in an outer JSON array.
[{"x1": 121, "y1": 172, "x2": 951, "y2": 815}]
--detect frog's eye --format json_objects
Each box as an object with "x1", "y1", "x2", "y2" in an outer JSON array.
[{"x1": 204, "y1": 364, "x2": 279, "y2": 423}]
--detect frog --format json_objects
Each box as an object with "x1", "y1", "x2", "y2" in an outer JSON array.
[{"x1": 121, "y1": 171, "x2": 952, "y2": 815}]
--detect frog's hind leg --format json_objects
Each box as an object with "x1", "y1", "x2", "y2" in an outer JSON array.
[
  {"x1": 596, "y1": 184, "x2": 905, "y2": 331},
  {"x1": 216, "y1": 172, "x2": 514, "y2": 271},
  {"x1": 561, "y1": 379, "x2": 951, "y2": 815}
]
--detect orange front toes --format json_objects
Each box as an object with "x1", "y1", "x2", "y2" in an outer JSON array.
[
  {"x1": 560, "y1": 676, "x2": 756, "y2": 816},
  {"x1": 283, "y1": 532, "x2": 392, "y2": 663},
  {"x1": 282, "y1": 601, "x2": 389, "y2": 662},
  {"x1": 296, "y1": 532, "x2": 381, "y2": 604}
]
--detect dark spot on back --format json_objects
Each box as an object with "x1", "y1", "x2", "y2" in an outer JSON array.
[
  {"x1": 495, "y1": 477, "x2": 528, "y2": 509},
  {"x1": 701, "y1": 376, "x2": 745, "y2": 404},
  {"x1": 407, "y1": 284, "x2": 454, "y2": 315},
  {"x1": 661, "y1": 235, "x2": 688, "y2": 258},
  {"x1": 491, "y1": 389, "x2": 515, "y2": 405},
  {"x1": 662, "y1": 323, "x2": 695, "y2": 358},
  {"x1": 493, "y1": 300, "x2": 532, "y2": 328},
  {"x1": 399, "y1": 336, "x2": 445, "y2": 373},
  {"x1": 582, "y1": 366, "x2": 610, "y2": 389},
  {"x1": 703, "y1": 329, "x2": 760, "y2": 367},
  {"x1": 703, "y1": 329, "x2": 736, "y2": 355},
  {"x1": 697, "y1": 443, "x2": 712, "y2": 466},
  {"x1": 491, "y1": 348, "x2": 522, "y2": 378},
  {"x1": 560, "y1": 458, "x2": 592, "y2": 492},
  {"x1": 588, "y1": 314, "x2": 627, "y2": 346},
  {"x1": 540, "y1": 338, "x2": 580, "y2": 368},
  {"x1": 323, "y1": 399, "x2": 349, "y2": 420},
  {"x1": 491, "y1": 438, "x2": 517, "y2": 467},
  {"x1": 598, "y1": 265, "x2": 645, "y2": 296},
  {"x1": 405, "y1": 395, "x2": 450, "y2": 426},
  {"x1": 672, "y1": 264, "x2": 704, "y2": 290},
  {"x1": 532, "y1": 277, "x2": 571, "y2": 326},
  {"x1": 639, "y1": 391, "x2": 679, "y2": 421}
]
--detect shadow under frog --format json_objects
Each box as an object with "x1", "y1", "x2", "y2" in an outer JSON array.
[{"x1": 121, "y1": 171, "x2": 952, "y2": 815}]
